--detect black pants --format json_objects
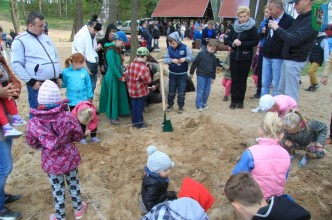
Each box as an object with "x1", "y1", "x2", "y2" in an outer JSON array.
[
  {"x1": 256, "y1": 51, "x2": 263, "y2": 96},
  {"x1": 230, "y1": 59, "x2": 252, "y2": 103}
]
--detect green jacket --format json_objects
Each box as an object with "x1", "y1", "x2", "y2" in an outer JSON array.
[{"x1": 99, "y1": 43, "x2": 130, "y2": 120}]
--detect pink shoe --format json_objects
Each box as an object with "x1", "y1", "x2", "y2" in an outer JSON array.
[
  {"x1": 74, "y1": 201, "x2": 88, "y2": 220},
  {"x1": 49, "y1": 213, "x2": 65, "y2": 220}
]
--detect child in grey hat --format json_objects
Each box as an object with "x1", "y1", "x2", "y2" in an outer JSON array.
[{"x1": 139, "y1": 146, "x2": 177, "y2": 214}]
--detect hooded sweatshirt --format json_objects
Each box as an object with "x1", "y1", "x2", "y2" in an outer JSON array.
[{"x1": 164, "y1": 32, "x2": 193, "y2": 74}]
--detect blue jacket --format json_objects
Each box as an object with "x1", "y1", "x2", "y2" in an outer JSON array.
[
  {"x1": 258, "y1": 19, "x2": 268, "y2": 47},
  {"x1": 62, "y1": 66, "x2": 93, "y2": 106},
  {"x1": 164, "y1": 32, "x2": 193, "y2": 74},
  {"x1": 201, "y1": 28, "x2": 216, "y2": 46}
]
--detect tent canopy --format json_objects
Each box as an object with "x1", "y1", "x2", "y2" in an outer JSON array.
[
  {"x1": 218, "y1": 0, "x2": 250, "y2": 18},
  {"x1": 152, "y1": 0, "x2": 210, "y2": 17}
]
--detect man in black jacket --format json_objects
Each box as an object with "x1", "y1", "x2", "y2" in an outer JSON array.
[
  {"x1": 261, "y1": 0, "x2": 294, "y2": 98},
  {"x1": 269, "y1": 0, "x2": 318, "y2": 102}
]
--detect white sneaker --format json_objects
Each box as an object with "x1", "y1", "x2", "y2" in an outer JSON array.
[
  {"x1": 203, "y1": 104, "x2": 209, "y2": 110},
  {"x1": 197, "y1": 107, "x2": 203, "y2": 112},
  {"x1": 4, "y1": 127, "x2": 23, "y2": 138},
  {"x1": 80, "y1": 139, "x2": 88, "y2": 145},
  {"x1": 11, "y1": 118, "x2": 27, "y2": 127},
  {"x1": 251, "y1": 106, "x2": 262, "y2": 113},
  {"x1": 90, "y1": 137, "x2": 101, "y2": 143}
]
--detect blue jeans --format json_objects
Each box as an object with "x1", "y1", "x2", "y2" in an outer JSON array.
[
  {"x1": 168, "y1": 74, "x2": 187, "y2": 108},
  {"x1": 0, "y1": 138, "x2": 13, "y2": 210},
  {"x1": 27, "y1": 85, "x2": 39, "y2": 118},
  {"x1": 153, "y1": 39, "x2": 159, "y2": 49},
  {"x1": 261, "y1": 57, "x2": 283, "y2": 97},
  {"x1": 90, "y1": 74, "x2": 97, "y2": 94},
  {"x1": 131, "y1": 97, "x2": 146, "y2": 128},
  {"x1": 196, "y1": 76, "x2": 212, "y2": 108}
]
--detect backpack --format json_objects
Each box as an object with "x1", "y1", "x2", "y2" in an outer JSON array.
[
  {"x1": 186, "y1": 75, "x2": 195, "y2": 92},
  {"x1": 102, "y1": 45, "x2": 123, "y2": 74}
]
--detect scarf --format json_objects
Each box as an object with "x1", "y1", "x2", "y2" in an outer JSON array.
[
  {"x1": 144, "y1": 167, "x2": 169, "y2": 183},
  {"x1": 234, "y1": 17, "x2": 256, "y2": 33}
]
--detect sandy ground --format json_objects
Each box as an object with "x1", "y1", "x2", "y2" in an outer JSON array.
[{"x1": 1, "y1": 21, "x2": 332, "y2": 220}]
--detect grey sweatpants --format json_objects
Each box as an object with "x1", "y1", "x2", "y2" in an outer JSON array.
[{"x1": 278, "y1": 59, "x2": 307, "y2": 102}]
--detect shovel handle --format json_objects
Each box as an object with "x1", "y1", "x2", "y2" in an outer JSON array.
[{"x1": 159, "y1": 61, "x2": 166, "y2": 112}]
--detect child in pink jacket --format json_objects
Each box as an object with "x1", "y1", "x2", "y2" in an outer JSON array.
[
  {"x1": 26, "y1": 80, "x2": 88, "y2": 220},
  {"x1": 71, "y1": 101, "x2": 100, "y2": 144},
  {"x1": 233, "y1": 112, "x2": 290, "y2": 200},
  {"x1": 251, "y1": 94, "x2": 297, "y2": 118}
]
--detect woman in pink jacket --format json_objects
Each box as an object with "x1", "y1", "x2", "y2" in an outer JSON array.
[
  {"x1": 233, "y1": 112, "x2": 290, "y2": 200},
  {"x1": 71, "y1": 101, "x2": 100, "y2": 145},
  {"x1": 26, "y1": 80, "x2": 88, "y2": 220}
]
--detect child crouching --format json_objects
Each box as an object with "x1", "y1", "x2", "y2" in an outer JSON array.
[
  {"x1": 71, "y1": 101, "x2": 100, "y2": 144},
  {"x1": 282, "y1": 109, "x2": 327, "y2": 167},
  {"x1": 140, "y1": 146, "x2": 177, "y2": 214},
  {"x1": 123, "y1": 47, "x2": 151, "y2": 129},
  {"x1": 26, "y1": 80, "x2": 88, "y2": 220}
]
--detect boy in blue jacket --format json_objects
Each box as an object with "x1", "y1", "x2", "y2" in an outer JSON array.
[{"x1": 164, "y1": 32, "x2": 192, "y2": 114}]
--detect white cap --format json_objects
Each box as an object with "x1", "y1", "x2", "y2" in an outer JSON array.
[
  {"x1": 259, "y1": 94, "x2": 275, "y2": 112},
  {"x1": 37, "y1": 80, "x2": 62, "y2": 105}
]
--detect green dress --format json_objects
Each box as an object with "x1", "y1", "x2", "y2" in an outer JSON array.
[{"x1": 99, "y1": 43, "x2": 131, "y2": 120}]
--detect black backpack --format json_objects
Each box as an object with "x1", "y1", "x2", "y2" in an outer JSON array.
[{"x1": 186, "y1": 76, "x2": 195, "y2": 92}]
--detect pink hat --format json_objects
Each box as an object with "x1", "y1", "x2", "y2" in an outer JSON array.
[{"x1": 37, "y1": 80, "x2": 62, "y2": 104}]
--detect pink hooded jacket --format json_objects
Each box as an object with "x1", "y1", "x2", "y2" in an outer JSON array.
[
  {"x1": 248, "y1": 138, "x2": 290, "y2": 200},
  {"x1": 71, "y1": 101, "x2": 98, "y2": 131},
  {"x1": 26, "y1": 101, "x2": 83, "y2": 175}
]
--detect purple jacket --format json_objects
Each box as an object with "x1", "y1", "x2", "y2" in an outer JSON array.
[{"x1": 26, "y1": 101, "x2": 83, "y2": 175}]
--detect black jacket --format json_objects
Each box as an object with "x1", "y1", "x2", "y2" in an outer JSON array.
[
  {"x1": 190, "y1": 48, "x2": 217, "y2": 79},
  {"x1": 253, "y1": 196, "x2": 311, "y2": 220},
  {"x1": 275, "y1": 10, "x2": 318, "y2": 62},
  {"x1": 224, "y1": 26, "x2": 258, "y2": 61},
  {"x1": 309, "y1": 36, "x2": 325, "y2": 66},
  {"x1": 141, "y1": 174, "x2": 169, "y2": 211},
  {"x1": 153, "y1": 28, "x2": 160, "y2": 39},
  {"x1": 263, "y1": 13, "x2": 294, "y2": 59}
]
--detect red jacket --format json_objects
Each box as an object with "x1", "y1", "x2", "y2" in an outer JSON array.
[
  {"x1": 71, "y1": 101, "x2": 98, "y2": 131},
  {"x1": 124, "y1": 59, "x2": 151, "y2": 98}
]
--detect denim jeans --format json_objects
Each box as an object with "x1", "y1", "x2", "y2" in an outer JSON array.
[
  {"x1": 196, "y1": 76, "x2": 212, "y2": 108},
  {"x1": 153, "y1": 39, "x2": 159, "y2": 49},
  {"x1": 131, "y1": 97, "x2": 146, "y2": 128},
  {"x1": 27, "y1": 85, "x2": 39, "y2": 118},
  {"x1": 90, "y1": 73, "x2": 97, "y2": 94},
  {"x1": 0, "y1": 138, "x2": 13, "y2": 210},
  {"x1": 168, "y1": 73, "x2": 187, "y2": 108},
  {"x1": 261, "y1": 57, "x2": 283, "y2": 97}
]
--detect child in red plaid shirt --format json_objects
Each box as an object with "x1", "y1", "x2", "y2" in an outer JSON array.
[{"x1": 124, "y1": 47, "x2": 151, "y2": 128}]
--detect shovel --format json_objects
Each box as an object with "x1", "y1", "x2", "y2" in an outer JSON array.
[{"x1": 159, "y1": 60, "x2": 173, "y2": 132}]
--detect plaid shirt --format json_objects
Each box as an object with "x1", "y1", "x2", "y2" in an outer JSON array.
[{"x1": 124, "y1": 59, "x2": 151, "y2": 98}]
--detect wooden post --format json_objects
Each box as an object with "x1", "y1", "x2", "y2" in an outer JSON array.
[{"x1": 158, "y1": 61, "x2": 166, "y2": 112}]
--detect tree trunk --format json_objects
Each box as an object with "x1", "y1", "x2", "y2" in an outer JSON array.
[
  {"x1": 130, "y1": 0, "x2": 139, "y2": 62},
  {"x1": 38, "y1": 0, "x2": 42, "y2": 12},
  {"x1": 64, "y1": 0, "x2": 68, "y2": 17},
  {"x1": 20, "y1": 0, "x2": 27, "y2": 20},
  {"x1": 255, "y1": 0, "x2": 268, "y2": 28},
  {"x1": 70, "y1": 0, "x2": 83, "y2": 42},
  {"x1": 249, "y1": 0, "x2": 257, "y2": 19},
  {"x1": 9, "y1": 0, "x2": 20, "y2": 34},
  {"x1": 100, "y1": 0, "x2": 110, "y2": 34},
  {"x1": 58, "y1": 0, "x2": 62, "y2": 17},
  {"x1": 109, "y1": 0, "x2": 118, "y2": 25}
]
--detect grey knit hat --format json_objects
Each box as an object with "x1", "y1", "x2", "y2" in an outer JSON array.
[{"x1": 146, "y1": 146, "x2": 175, "y2": 173}]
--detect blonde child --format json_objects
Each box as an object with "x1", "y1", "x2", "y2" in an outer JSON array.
[
  {"x1": 140, "y1": 146, "x2": 177, "y2": 214},
  {"x1": 26, "y1": 80, "x2": 88, "y2": 220},
  {"x1": 62, "y1": 53, "x2": 93, "y2": 110},
  {"x1": 251, "y1": 94, "x2": 297, "y2": 118},
  {"x1": 0, "y1": 49, "x2": 25, "y2": 138},
  {"x1": 233, "y1": 112, "x2": 290, "y2": 200},
  {"x1": 72, "y1": 101, "x2": 100, "y2": 144},
  {"x1": 221, "y1": 47, "x2": 232, "y2": 101},
  {"x1": 282, "y1": 109, "x2": 327, "y2": 167}
]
